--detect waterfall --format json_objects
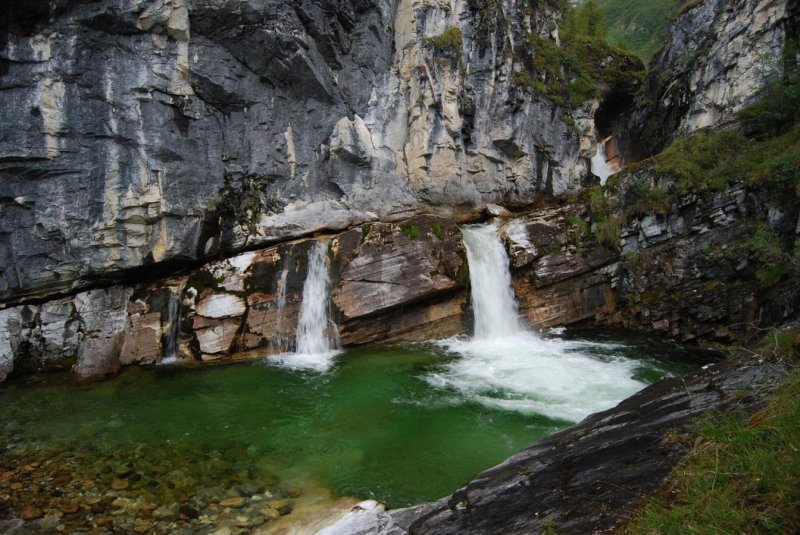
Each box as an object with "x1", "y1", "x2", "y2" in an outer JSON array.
[
  {"x1": 296, "y1": 241, "x2": 339, "y2": 355},
  {"x1": 461, "y1": 224, "x2": 523, "y2": 338},
  {"x1": 271, "y1": 240, "x2": 340, "y2": 372},
  {"x1": 427, "y1": 223, "x2": 648, "y2": 422},
  {"x1": 590, "y1": 141, "x2": 614, "y2": 186},
  {"x1": 272, "y1": 266, "x2": 291, "y2": 353},
  {"x1": 160, "y1": 290, "x2": 181, "y2": 364}
]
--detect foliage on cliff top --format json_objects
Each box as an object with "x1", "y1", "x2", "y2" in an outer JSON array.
[
  {"x1": 518, "y1": 1, "x2": 645, "y2": 108},
  {"x1": 596, "y1": 0, "x2": 678, "y2": 63},
  {"x1": 623, "y1": 327, "x2": 800, "y2": 534}
]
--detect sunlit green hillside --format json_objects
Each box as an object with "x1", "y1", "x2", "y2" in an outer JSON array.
[{"x1": 595, "y1": 0, "x2": 678, "y2": 63}]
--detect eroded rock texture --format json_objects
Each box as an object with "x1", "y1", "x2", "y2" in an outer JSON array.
[
  {"x1": 499, "y1": 177, "x2": 800, "y2": 348},
  {"x1": 0, "y1": 0, "x2": 584, "y2": 305}
]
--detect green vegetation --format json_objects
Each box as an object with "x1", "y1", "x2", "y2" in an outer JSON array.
[
  {"x1": 427, "y1": 26, "x2": 463, "y2": 57},
  {"x1": 596, "y1": 0, "x2": 678, "y2": 62},
  {"x1": 402, "y1": 224, "x2": 420, "y2": 241},
  {"x1": 624, "y1": 328, "x2": 800, "y2": 534},
  {"x1": 585, "y1": 186, "x2": 623, "y2": 248},
  {"x1": 516, "y1": 1, "x2": 644, "y2": 108},
  {"x1": 431, "y1": 221, "x2": 444, "y2": 240},
  {"x1": 213, "y1": 173, "x2": 278, "y2": 236},
  {"x1": 734, "y1": 222, "x2": 800, "y2": 287},
  {"x1": 361, "y1": 223, "x2": 372, "y2": 237}
]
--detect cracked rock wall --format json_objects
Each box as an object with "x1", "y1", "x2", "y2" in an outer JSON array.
[{"x1": 0, "y1": 0, "x2": 583, "y2": 306}]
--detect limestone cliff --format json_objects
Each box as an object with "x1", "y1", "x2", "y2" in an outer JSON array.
[
  {"x1": 612, "y1": 0, "x2": 796, "y2": 161},
  {"x1": 0, "y1": 0, "x2": 585, "y2": 306}
]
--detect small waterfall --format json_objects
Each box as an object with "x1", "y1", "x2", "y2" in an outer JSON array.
[
  {"x1": 161, "y1": 290, "x2": 181, "y2": 364},
  {"x1": 271, "y1": 240, "x2": 340, "y2": 372},
  {"x1": 461, "y1": 224, "x2": 523, "y2": 339},
  {"x1": 590, "y1": 141, "x2": 614, "y2": 186},
  {"x1": 296, "y1": 241, "x2": 339, "y2": 354},
  {"x1": 272, "y1": 266, "x2": 291, "y2": 353}
]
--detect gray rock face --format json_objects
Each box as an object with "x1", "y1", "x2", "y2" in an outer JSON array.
[
  {"x1": 0, "y1": 0, "x2": 583, "y2": 305},
  {"x1": 613, "y1": 0, "x2": 794, "y2": 162}
]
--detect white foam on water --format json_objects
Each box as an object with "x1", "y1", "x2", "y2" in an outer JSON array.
[
  {"x1": 425, "y1": 224, "x2": 647, "y2": 422},
  {"x1": 429, "y1": 332, "x2": 645, "y2": 422}
]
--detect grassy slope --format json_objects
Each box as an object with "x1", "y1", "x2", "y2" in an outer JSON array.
[
  {"x1": 622, "y1": 328, "x2": 800, "y2": 534},
  {"x1": 595, "y1": 0, "x2": 678, "y2": 63}
]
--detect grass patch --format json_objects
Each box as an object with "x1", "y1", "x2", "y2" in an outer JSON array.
[
  {"x1": 427, "y1": 26, "x2": 463, "y2": 57},
  {"x1": 431, "y1": 221, "x2": 444, "y2": 240},
  {"x1": 596, "y1": 0, "x2": 678, "y2": 62},
  {"x1": 623, "y1": 361, "x2": 800, "y2": 534},
  {"x1": 402, "y1": 224, "x2": 420, "y2": 241},
  {"x1": 519, "y1": 1, "x2": 644, "y2": 107}
]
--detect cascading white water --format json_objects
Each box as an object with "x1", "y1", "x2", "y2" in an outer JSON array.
[
  {"x1": 160, "y1": 290, "x2": 181, "y2": 364},
  {"x1": 461, "y1": 224, "x2": 523, "y2": 339},
  {"x1": 590, "y1": 141, "x2": 614, "y2": 186},
  {"x1": 429, "y1": 223, "x2": 648, "y2": 422},
  {"x1": 272, "y1": 266, "x2": 291, "y2": 353},
  {"x1": 272, "y1": 241, "x2": 340, "y2": 372}
]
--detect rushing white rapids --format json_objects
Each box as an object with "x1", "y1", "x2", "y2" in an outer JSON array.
[
  {"x1": 429, "y1": 224, "x2": 647, "y2": 423},
  {"x1": 272, "y1": 240, "x2": 341, "y2": 372},
  {"x1": 590, "y1": 141, "x2": 614, "y2": 186}
]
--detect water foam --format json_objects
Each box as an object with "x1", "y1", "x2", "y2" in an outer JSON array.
[{"x1": 426, "y1": 224, "x2": 647, "y2": 422}]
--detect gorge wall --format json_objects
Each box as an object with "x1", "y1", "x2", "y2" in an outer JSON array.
[
  {"x1": 613, "y1": 0, "x2": 795, "y2": 161},
  {"x1": 1, "y1": 0, "x2": 586, "y2": 307}
]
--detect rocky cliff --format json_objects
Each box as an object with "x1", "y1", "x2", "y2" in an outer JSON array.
[
  {"x1": 0, "y1": 0, "x2": 590, "y2": 306},
  {"x1": 611, "y1": 0, "x2": 796, "y2": 161}
]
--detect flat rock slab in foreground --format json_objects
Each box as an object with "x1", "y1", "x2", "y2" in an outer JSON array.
[{"x1": 317, "y1": 355, "x2": 789, "y2": 534}]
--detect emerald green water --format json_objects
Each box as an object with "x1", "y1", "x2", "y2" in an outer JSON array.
[{"x1": 0, "y1": 330, "x2": 704, "y2": 510}]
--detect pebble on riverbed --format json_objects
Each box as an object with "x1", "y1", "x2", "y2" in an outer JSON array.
[{"x1": 0, "y1": 434, "x2": 300, "y2": 534}]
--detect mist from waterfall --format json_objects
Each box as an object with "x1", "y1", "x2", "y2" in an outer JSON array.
[
  {"x1": 429, "y1": 224, "x2": 648, "y2": 422},
  {"x1": 271, "y1": 241, "x2": 340, "y2": 372}
]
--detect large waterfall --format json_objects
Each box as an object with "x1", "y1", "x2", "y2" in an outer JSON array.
[
  {"x1": 461, "y1": 224, "x2": 523, "y2": 338},
  {"x1": 272, "y1": 241, "x2": 340, "y2": 372},
  {"x1": 429, "y1": 224, "x2": 648, "y2": 422}
]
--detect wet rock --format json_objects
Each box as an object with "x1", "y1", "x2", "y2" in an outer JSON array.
[
  {"x1": 111, "y1": 478, "x2": 129, "y2": 491},
  {"x1": 219, "y1": 497, "x2": 246, "y2": 509},
  {"x1": 19, "y1": 505, "x2": 43, "y2": 520},
  {"x1": 179, "y1": 505, "x2": 199, "y2": 519}
]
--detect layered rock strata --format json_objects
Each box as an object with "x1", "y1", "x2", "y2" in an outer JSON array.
[{"x1": 0, "y1": 216, "x2": 467, "y2": 382}]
